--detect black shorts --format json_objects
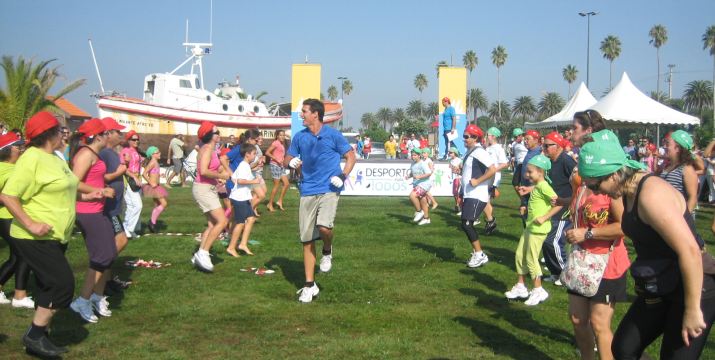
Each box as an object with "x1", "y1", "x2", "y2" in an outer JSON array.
[
  {"x1": 461, "y1": 198, "x2": 487, "y2": 222},
  {"x1": 567, "y1": 272, "x2": 628, "y2": 304},
  {"x1": 12, "y1": 239, "x2": 74, "y2": 309},
  {"x1": 76, "y1": 213, "x2": 118, "y2": 271},
  {"x1": 489, "y1": 186, "x2": 497, "y2": 199},
  {"x1": 230, "y1": 199, "x2": 255, "y2": 224},
  {"x1": 107, "y1": 214, "x2": 125, "y2": 235},
  {"x1": 512, "y1": 164, "x2": 523, "y2": 186}
]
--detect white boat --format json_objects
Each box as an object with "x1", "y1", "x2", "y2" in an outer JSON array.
[{"x1": 96, "y1": 42, "x2": 342, "y2": 137}]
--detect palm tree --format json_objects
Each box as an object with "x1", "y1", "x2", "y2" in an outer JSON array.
[
  {"x1": 467, "y1": 88, "x2": 488, "y2": 123},
  {"x1": 650, "y1": 91, "x2": 668, "y2": 104},
  {"x1": 488, "y1": 101, "x2": 511, "y2": 124},
  {"x1": 376, "y1": 107, "x2": 393, "y2": 131},
  {"x1": 327, "y1": 85, "x2": 338, "y2": 101},
  {"x1": 426, "y1": 102, "x2": 439, "y2": 121},
  {"x1": 703, "y1": 25, "x2": 715, "y2": 132},
  {"x1": 436, "y1": 61, "x2": 448, "y2": 78},
  {"x1": 538, "y1": 92, "x2": 565, "y2": 120},
  {"x1": 392, "y1": 108, "x2": 406, "y2": 131},
  {"x1": 649, "y1": 24, "x2": 668, "y2": 96},
  {"x1": 512, "y1": 96, "x2": 537, "y2": 125},
  {"x1": 683, "y1": 80, "x2": 713, "y2": 119},
  {"x1": 414, "y1": 74, "x2": 428, "y2": 99},
  {"x1": 491, "y1": 46, "x2": 508, "y2": 119},
  {"x1": 562, "y1": 65, "x2": 578, "y2": 98},
  {"x1": 406, "y1": 100, "x2": 424, "y2": 119},
  {"x1": 360, "y1": 112, "x2": 377, "y2": 130},
  {"x1": 0, "y1": 56, "x2": 85, "y2": 129},
  {"x1": 463, "y1": 50, "x2": 478, "y2": 113},
  {"x1": 342, "y1": 79, "x2": 353, "y2": 97},
  {"x1": 600, "y1": 35, "x2": 622, "y2": 89}
]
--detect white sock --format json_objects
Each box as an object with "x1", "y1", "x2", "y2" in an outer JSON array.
[{"x1": 198, "y1": 249, "x2": 209, "y2": 255}]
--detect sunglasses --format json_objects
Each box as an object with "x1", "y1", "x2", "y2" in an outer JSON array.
[
  {"x1": 463, "y1": 135, "x2": 477, "y2": 139},
  {"x1": 584, "y1": 176, "x2": 607, "y2": 192},
  {"x1": 129, "y1": 138, "x2": 140, "y2": 142},
  {"x1": 542, "y1": 143, "x2": 557, "y2": 148}
]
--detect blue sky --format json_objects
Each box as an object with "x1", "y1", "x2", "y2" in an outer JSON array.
[{"x1": 1, "y1": 0, "x2": 713, "y2": 129}]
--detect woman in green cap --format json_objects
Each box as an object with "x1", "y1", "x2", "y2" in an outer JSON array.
[
  {"x1": 578, "y1": 141, "x2": 714, "y2": 359},
  {"x1": 659, "y1": 130, "x2": 698, "y2": 214},
  {"x1": 142, "y1": 145, "x2": 169, "y2": 233}
]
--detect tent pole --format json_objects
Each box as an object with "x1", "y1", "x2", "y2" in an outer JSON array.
[{"x1": 657, "y1": 125, "x2": 660, "y2": 147}]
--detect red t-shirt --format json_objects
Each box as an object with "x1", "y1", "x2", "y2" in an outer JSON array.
[{"x1": 419, "y1": 139, "x2": 428, "y2": 149}]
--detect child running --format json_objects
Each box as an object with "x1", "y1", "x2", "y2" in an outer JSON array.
[
  {"x1": 226, "y1": 143, "x2": 259, "y2": 257},
  {"x1": 505, "y1": 154, "x2": 562, "y2": 306},
  {"x1": 421, "y1": 148, "x2": 439, "y2": 210},
  {"x1": 142, "y1": 146, "x2": 169, "y2": 233},
  {"x1": 448, "y1": 147, "x2": 463, "y2": 215},
  {"x1": 406, "y1": 148, "x2": 432, "y2": 225}
]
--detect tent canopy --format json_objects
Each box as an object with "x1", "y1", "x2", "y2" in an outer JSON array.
[{"x1": 525, "y1": 82, "x2": 597, "y2": 129}]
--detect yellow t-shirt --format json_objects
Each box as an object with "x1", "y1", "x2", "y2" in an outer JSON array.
[
  {"x1": 0, "y1": 162, "x2": 14, "y2": 219},
  {"x1": 2, "y1": 147, "x2": 78, "y2": 243},
  {"x1": 384, "y1": 140, "x2": 397, "y2": 157},
  {"x1": 526, "y1": 180, "x2": 557, "y2": 234}
]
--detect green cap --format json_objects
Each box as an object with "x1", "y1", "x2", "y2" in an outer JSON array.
[
  {"x1": 671, "y1": 130, "x2": 693, "y2": 151},
  {"x1": 578, "y1": 141, "x2": 646, "y2": 178},
  {"x1": 590, "y1": 129, "x2": 620, "y2": 144},
  {"x1": 512, "y1": 128, "x2": 524, "y2": 136},
  {"x1": 528, "y1": 154, "x2": 552, "y2": 183},
  {"x1": 422, "y1": 148, "x2": 431, "y2": 156},
  {"x1": 146, "y1": 146, "x2": 159, "y2": 157},
  {"x1": 411, "y1": 147, "x2": 423, "y2": 154},
  {"x1": 487, "y1": 127, "x2": 502, "y2": 137},
  {"x1": 448, "y1": 146, "x2": 460, "y2": 156}
]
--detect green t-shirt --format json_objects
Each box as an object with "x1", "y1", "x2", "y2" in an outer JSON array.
[
  {"x1": 2, "y1": 147, "x2": 79, "y2": 243},
  {"x1": 0, "y1": 162, "x2": 14, "y2": 219},
  {"x1": 527, "y1": 180, "x2": 557, "y2": 234}
]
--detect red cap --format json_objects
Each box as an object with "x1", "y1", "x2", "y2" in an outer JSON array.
[
  {"x1": 525, "y1": 129, "x2": 540, "y2": 139},
  {"x1": 563, "y1": 140, "x2": 573, "y2": 149},
  {"x1": 125, "y1": 130, "x2": 138, "y2": 141},
  {"x1": 544, "y1": 131, "x2": 566, "y2": 147},
  {"x1": 101, "y1": 117, "x2": 125, "y2": 131},
  {"x1": 219, "y1": 147, "x2": 231, "y2": 157},
  {"x1": 464, "y1": 124, "x2": 483, "y2": 137},
  {"x1": 78, "y1": 118, "x2": 107, "y2": 139},
  {"x1": 25, "y1": 111, "x2": 59, "y2": 141},
  {"x1": 197, "y1": 121, "x2": 215, "y2": 138},
  {"x1": 647, "y1": 143, "x2": 657, "y2": 152},
  {"x1": 442, "y1": 97, "x2": 451, "y2": 104},
  {"x1": 0, "y1": 132, "x2": 24, "y2": 150}
]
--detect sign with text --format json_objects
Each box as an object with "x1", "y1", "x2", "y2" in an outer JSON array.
[{"x1": 340, "y1": 161, "x2": 457, "y2": 196}]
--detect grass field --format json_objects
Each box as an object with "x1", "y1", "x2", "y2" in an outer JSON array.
[{"x1": 0, "y1": 173, "x2": 714, "y2": 359}]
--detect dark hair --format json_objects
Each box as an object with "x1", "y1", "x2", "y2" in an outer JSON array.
[
  {"x1": 274, "y1": 129, "x2": 285, "y2": 141},
  {"x1": 0, "y1": 147, "x2": 12, "y2": 162},
  {"x1": 574, "y1": 109, "x2": 607, "y2": 133},
  {"x1": 200, "y1": 131, "x2": 214, "y2": 144},
  {"x1": 303, "y1": 98, "x2": 325, "y2": 122},
  {"x1": 672, "y1": 142, "x2": 695, "y2": 167},
  {"x1": 239, "y1": 142, "x2": 256, "y2": 157},
  {"x1": 238, "y1": 128, "x2": 261, "y2": 144},
  {"x1": 68, "y1": 131, "x2": 98, "y2": 161},
  {"x1": 28, "y1": 125, "x2": 59, "y2": 148}
]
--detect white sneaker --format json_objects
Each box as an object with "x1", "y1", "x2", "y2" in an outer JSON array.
[
  {"x1": 524, "y1": 287, "x2": 549, "y2": 306},
  {"x1": 474, "y1": 218, "x2": 481, "y2": 225},
  {"x1": 191, "y1": 251, "x2": 214, "y2": 272},
  {"x1": 11, "y1": 296, "x2": 34, "y2": 309},
  {"x1": 456, "y1": 211, "x2": 462, "y2": 216},
  {"x1": 297, "y1": 284, "x2": 320, "y2": 303},
  {"x1": 90, "y1": 293, "x2": 112, "y2": 317},
  {"x1": 70, "y1": 297, "x2": 99, "y2": 323},
  {"x1": 320, "y1": 252, "x2": 333, "y2": 273},
  {"x1": 554, "y1": 279, "x2": 563, "y2": 286},
  {"x1": 413, "y1": 211, "x2": 424, "y2": 222},
  {"x1": 417, "y1": 218, "x2": 431, "y2": 225},
  {"x1": 467, "y1": 252, "x2": 489, "y2": 268},
  {"x1": 505, "y1": 283, "x2": 529, "y2": 299},
  {"x1": 0, "y1": 291, "x2": 10, "y2": 304}
]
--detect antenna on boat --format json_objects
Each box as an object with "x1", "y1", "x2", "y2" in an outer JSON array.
[
  {"x1": 88, "y1": 38, "x2": 106, "y2": 94},
  {"x1": 185, "y1": 19, "x2": 189, "y2": 57},
  {"x1": 209, "y1": 0, "x2": 213, "y2": 45}
]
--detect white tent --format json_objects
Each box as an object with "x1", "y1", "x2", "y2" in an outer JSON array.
[
  {"x1": 525, "y1": 82, "x2": 597, "y2": 129},
  {"x1": 592, "y1": 72, "x2": 700, "y2": 126}
]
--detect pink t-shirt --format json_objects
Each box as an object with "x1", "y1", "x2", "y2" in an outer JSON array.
[
  {"x1": 572, "y1": 187, "x2": 631, "y2": 279},
  {"x1": 75, "y1": 154, "x2": 107, "y2": 214},
  {"x1": 196, "y1": 147, "x2": 220, "y2": 185},
  {"x1": 120, "y1": 147, "x2": 142, "y2": 173},
  {"x1": 270, "y1": 140, "x2": 285, "y2": 166}
]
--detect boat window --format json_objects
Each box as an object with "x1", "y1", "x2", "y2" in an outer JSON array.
[
  {"x1": 238, "y1": 105, "x2": 244, "y2": 112},
  {"x1": 206, "y1": 95, "x2": 211, "y2": 101},
  {"x1": 146, "y1": 81, "x2": 155, "y2": 95},
  {"x1": 222, "y1": 104, "x2": 228, "y2": 111},
  {"x1": 180, "y1": 79, "x2": 192, "y2": 88},
  {"x1": 195, "y1": 79, "x2": 201, "y2": 89},
  {"x1": 253, "y1": 106, "x2": 260, "y2": 113}
]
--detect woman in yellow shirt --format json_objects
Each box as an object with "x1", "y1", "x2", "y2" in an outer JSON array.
[{"x1": 384, "y1": 135, "x2": 398, "y2": 160}]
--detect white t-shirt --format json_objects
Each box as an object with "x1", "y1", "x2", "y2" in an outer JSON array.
[
  {"x1": 449, "y1": 157, "x2": 463, "y2": 181},
  {"x1": 487, "y1": 143, "x2": 508, "y2": 187},
  {"x1": 461, "y1": 144, "x2": 495, "y2": 202},
  {"x1": 511, "y1": 141, "x2": 528, "y2": 164},
  {"x1": 229, "y1": 161, "x2": 254, "y2": 201}
]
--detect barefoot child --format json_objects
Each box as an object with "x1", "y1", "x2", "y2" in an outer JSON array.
[
  {"x1": 406, "y1": 148, "x2": 432, "y2": 225},
  {"x1": 226, "y1": 143, "x2": 259, "y2": 257},
  {"x1": 142, "y1": 146, "x2": 169, "y2": 233},
  {"x1": 505, "y1": 154, "x2": 561, "y2": 306}
]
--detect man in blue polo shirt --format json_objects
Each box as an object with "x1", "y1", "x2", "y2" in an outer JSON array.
[
  {"x1": 284, "y1": 99, "x2": 356, "y2": 303},
  {"x1": 441, "y1": 97, "x2": 457, "y2": 160}
]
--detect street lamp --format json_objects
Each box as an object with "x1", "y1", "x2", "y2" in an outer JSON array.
[
  {"x1": 338, "y1": 76, "x2": 348, "y2": 128},
  {"x1": 579, "y1": 11, "x2": 598, "y2": 88}
]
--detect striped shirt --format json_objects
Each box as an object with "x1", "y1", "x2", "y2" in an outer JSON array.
[{"x1": 659, "y1": 165, "x2": 686, "y2": 198}]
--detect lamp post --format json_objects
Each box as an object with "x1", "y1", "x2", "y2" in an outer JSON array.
[
  {"x1": 338, "y1": 76, "x2": 348, "y2": 128},
  {"x1": 579, "y1": 11, "x2": 598, "y2": 88}
]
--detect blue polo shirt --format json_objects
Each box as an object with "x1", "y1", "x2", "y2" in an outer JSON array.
[
  {"x1": 442, "y1": 106, "x2": 456, "y2": 131},
  {"x1": 225, "y1": 146, "x2": 243, "y2": 191},
  {"x1": 288, "y1": 125, "x2": 352, "y2": 196}
]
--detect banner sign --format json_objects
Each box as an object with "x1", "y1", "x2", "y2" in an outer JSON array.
[
  {"x1": 340, "y1": 161, "x2": 457, "y2": 196},
  {"x1": 438, "y1": 67, "x2": 467, "y2": 157},
  {"x1": 291, "y1": 64, "x2": 321, "y2": 136}
]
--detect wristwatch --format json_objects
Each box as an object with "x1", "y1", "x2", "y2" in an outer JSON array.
[{"x1": 584, "y1": 226, "x2": 594, "y2": 241}]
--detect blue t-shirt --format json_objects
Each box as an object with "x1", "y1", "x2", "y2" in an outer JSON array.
[
  {"x1": 99, "y1": 148, "x2": 124, "y2": 217},
  {"x1": 225, "y1": 145, "x2": 244, "y2": 191},
  {"x1": 442, "y1": 106, "x2": 456, "y2": 131},
  {"x1": 287, "y1": 125, "x2": 352, "y2": 196}
]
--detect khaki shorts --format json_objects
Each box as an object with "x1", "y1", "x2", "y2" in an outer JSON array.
[
  {"x1": 299, "y1": 192, "x2": 339, "y2": 243},
  {"x1": 192, "y1": 182, "x2": 222, "y2": 213}
]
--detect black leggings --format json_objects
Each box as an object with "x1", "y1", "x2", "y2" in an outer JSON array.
[
  {"x1": 612, "y1": 279, "x2": 715, "y2": 359},
  {"x1": 0, "y1": 218, "x2": 30, "y2": 290}
]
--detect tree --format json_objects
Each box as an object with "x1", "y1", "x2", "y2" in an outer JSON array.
[
  {"x1": 649, "y1": 24, "x2": 668, "y2": 96},
  {"x1": 683, "y1": 80, "x2": 713, "y2": 119},
  {"x1": 538, "y1": 92, "x2": 565, "y2": 120},
  {"x1": 342, "y1": 79, "x2": 353, "y2": 96},
  {"x1": 376, "y1": 107, "x2": 393, "y2": 131},
  {"x1": 703, "y1": 25, "x2": 715, "y2": 133},
  {"x1": 491, "y1": 46, "x2": 508, "y2": 119},
  {"x1": 463, "y1": 50, "x2": 478, "y2": 109},
  {"x1": 414, "y1": 74, "x2": 428, "y2": 98},
  {"x1": 406, "y1": 100, "x2": 425, "y2": 118},
  {"x1": 327, "y1": 85, "x2": 338, "y2": 101},
  {"x1": 600, "y1": 35, "x2": 622, "y2": 89},
  {"x1": 488, "y1": 101, "x2": 511, "y2": 124},
  {"x1": 360, "y1": 112, "x2": 378, "y2": 130},
  {"x1": 0, "y1": 56, "x2": 85, "y2": 129},
  {"x1": 467, "y1": 88, "x2": 488, "y2": 122},
  {"x1": 562, "y1": 65, "x2": 578, "y2": 98},
  {"x1": 650, "y1": 91, "x2": 668, "y2": 104},
  {"x1": 512, "y1": 96, "x2": 536, "y2": 125},
  {"x1": 393, "y1": 117, "x2": 429, "y2": 137},
  {"x1": 426, "y1": 102, "x2": 439, "y2": 121},
  {"x1": 392, "y1": 108, "x2": 406, "y2": 132},
  {"x1": 436, "y1": 60, "x2": 448, "y2": 78}
]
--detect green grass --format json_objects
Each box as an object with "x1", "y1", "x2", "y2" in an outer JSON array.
[{"x1": 0, "y1": 174, "x2": 714, "y2": 359}]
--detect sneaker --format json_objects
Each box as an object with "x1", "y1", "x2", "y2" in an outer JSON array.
[
  {"x1": 11, "y1": 296, "x2": 35, "y2": 309},
  {"x1": 456, "y1": 211, "x2": 462, "y2": 216},
  {"x1": 296, "y1": 284, "x2": 320, "y2": 303},
  {"x1": 474, "y1": 218, "x2": 481, "y2": 225},
  {"x1": 319, "y1": 252, "x2": 333, "y2": 273},
  {"x1": 467, "y1": 252, "x2": 489, "y2": 268},
  {"x1": 22, "y1": 333, "x2": 68, "y2": 357},
  {"x1": 417, "y1": 218, "x2": 431, "y2": 225},
  {"x1": 542, "y1": 274, "x2": 558, "y2": 282},
  {"x1": 147, "y1": 222, "x2": 157, "y2": 233},
  {"x1": 0, "y1": 291, "x2": 10, "y2": 304},
  {"x1": 70, "y1": 297, "x2": 98, "y2": 323},
  {"x1": 90, "y1": 293, "x2": 112, "y2": 317},
  {"x1": 524, "y1": 287, "x2": 549, "y2": 306},
  {"x1": 505, "y1": 283, "x2": 529, "y2": 299},
  {"x1": 484, "y1": 218, "x2": 497, "y2": 235},
  {"x1": 412, "y1": 211, "x2": 424, "y2": 222},
  {"x1": 554, "y1": 279, "x2": 563, "y2": 286},
  {"x1": 191, "y1": 251, "x2": 214, "y2": 272}
]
